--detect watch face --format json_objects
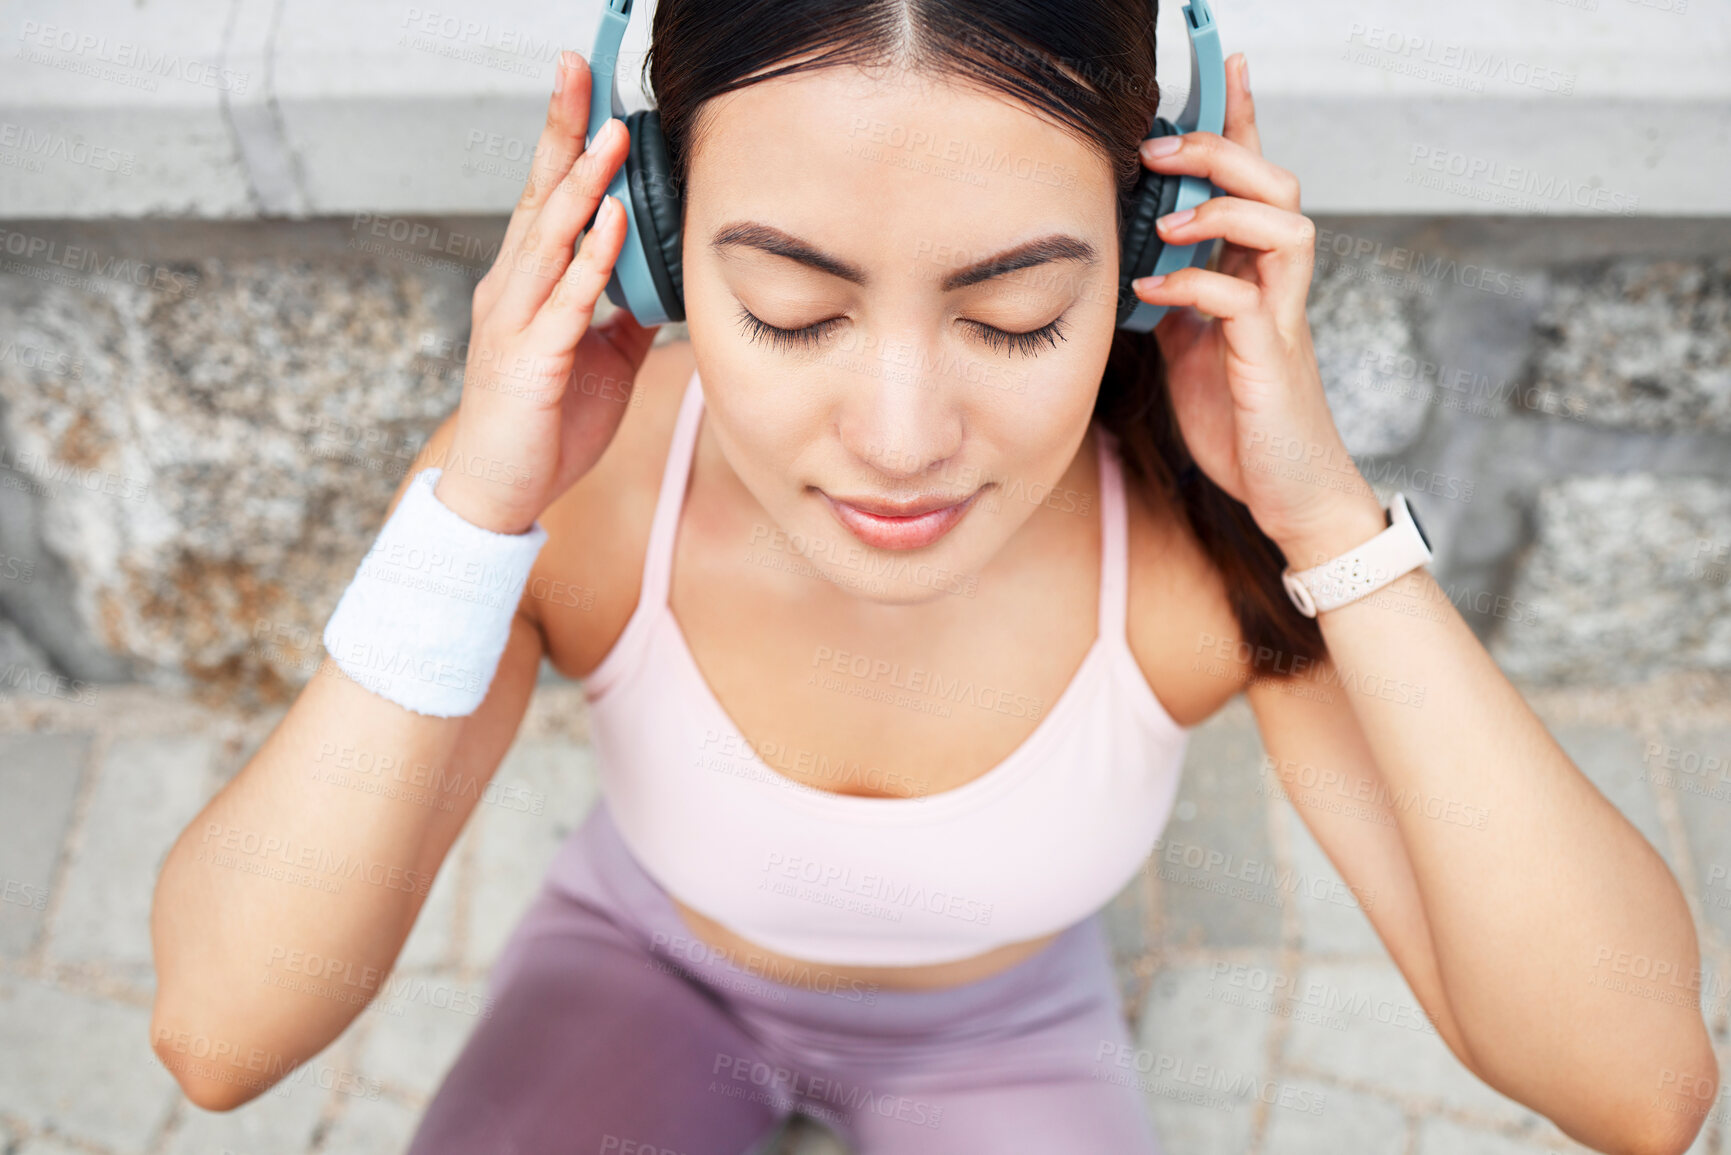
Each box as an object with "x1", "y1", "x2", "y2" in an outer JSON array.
[{"x1": 1408, "y1": 500, "x2": 1431, "y2": 552}]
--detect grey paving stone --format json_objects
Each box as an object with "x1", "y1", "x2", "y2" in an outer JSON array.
[
  {"x1": 1647, "y1": 726, "x2": 1731, "y2": 943},
  {"x1": 1260, "y1": 1077, "x2": 1406, "y2": 1154},
  {"x1": 314, "y1": 1091, "x2": 423, "y2": 1155},
  {"x1": 163, "y1": 1069, "x2": 326, "y2": 1155},
  {"x1": 1280, "y1": 960, "x2": 1544, "y2": 1128},
  {"x1": 0, "y1": 732, "x2": 87, "y2": 957},
  {"x1": 352, "y1": 976, "x2": 486, "y2": 1101},
  {"x1": 13, "y1": 1136, "x2": 88, "y2": 1155},
  {"x1": 1155, "y1": 713, "x2": 1282, "y2": 951},
  {"x1": 0, "y1": 973, "x2": 178, "y2": 1148},
  {"x1": 465, "y1": 738, "x2": 600, "y2": 968},
  {"x1": 49, "y1": 734, "x2": 215, "y2": 976},
  {"x1": 1551, "y1": 723, "x2": 1677, "y2": 872},
  {"x1": 1415, "y1": 1115, "x2": 1602, "y2": 1155},
  {"x1": 1134, "y1": 960, "x2": 1276, "y2": 1155},
  {"x1": 1276, "y1": 802, "x2": 1386, "y2": 957}
]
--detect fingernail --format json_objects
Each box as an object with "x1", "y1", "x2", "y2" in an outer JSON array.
[
  {"x1": 604, "y1": 117, "x2": 623, "y2": 145},
  {"x1": 555, "y1": 49, "x2": 577, "y2": 92},
  {"x1": 1241, "y1": 56, "x2": 1250, "y2": 94},
  {"x1": 1142, "y1": 135, "x2": 1183, "y2": 159},
  {"x1": 1158, "y1": 207, "x2": 1194, "y2": 230},
  {"x1": 1133, "y1": 275, "x2": 1167, "y2": 293}
]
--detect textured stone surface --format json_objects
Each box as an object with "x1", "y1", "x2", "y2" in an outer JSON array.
[
  {"x1": 1489, "y1": 474, "x2": 1731, "y2": 683},
  {"x1": 0, "y1": 258, "x2": 472, "y2": 703},
  {"x1": 1527, "y1": 257, "x2": 1731, "y2": 433},
  {"x1": 1307, "y1": 260, "x2": 1430, "y2": 457}
]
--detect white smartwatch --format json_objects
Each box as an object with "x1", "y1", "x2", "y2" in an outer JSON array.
[{"x1": 1280, "y1": 492, "x2": 1434, "y2": 618}]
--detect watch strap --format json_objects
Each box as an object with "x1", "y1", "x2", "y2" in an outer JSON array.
[{"x1": 1281, "y1": 492, "x2": 1433, "y2": 617}]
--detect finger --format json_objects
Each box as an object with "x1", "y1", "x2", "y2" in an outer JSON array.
[
  {"x1": 1222, "y1": 53, "x2": 1261, "y2": 157},
  {"x1": 526, "y1": 193, "x2": 630, "y2": 352},
  {"x1": 1139, "y1": 125, "x2": 1298, "y2": 214},
  {"x1": 1131, "y1": 266, "x2": 1263, "y2": 329},
  {"x1": 1152, "y1": 196, "x2": 1314, "y2": 320},
  {"x1": 479, "y1": 50, "x2": 594, "y2": 314},
  {"x1": 494, "y1": 116, "x2": 630, "y2": 329}
]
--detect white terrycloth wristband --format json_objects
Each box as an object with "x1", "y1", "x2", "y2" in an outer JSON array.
[{"x1": 322, "y1": 467, "x2": 548, "y2": 717}]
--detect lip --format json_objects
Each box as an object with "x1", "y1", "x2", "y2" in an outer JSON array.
[{"x1": 818, "y1": 486, "x2": 984, "y2": 551}]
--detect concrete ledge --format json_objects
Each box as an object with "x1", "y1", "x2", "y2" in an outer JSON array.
[{"x1": 1, "y1": 0, "x2": 1727, "y2": 219}]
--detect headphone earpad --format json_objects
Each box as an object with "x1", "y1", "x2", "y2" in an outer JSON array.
[
  {"x1": 1117, "y1": 117, "x2": 1186, "y2": 327},
  {"x1": 626, "y1": 108, "x2": 686, "y2": 323}
]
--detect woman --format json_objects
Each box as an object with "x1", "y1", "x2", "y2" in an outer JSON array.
[{"x1": 148, "y1": 1, "x2": 1716, "y2": 1152}]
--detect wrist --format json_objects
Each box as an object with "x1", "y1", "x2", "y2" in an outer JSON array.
[
  {"x1": 433, "y1": 471, "x2": 538, "y2": 536},
  {"x1": 1273, "y1": 493, "x2": 1388, "y2": 571}
]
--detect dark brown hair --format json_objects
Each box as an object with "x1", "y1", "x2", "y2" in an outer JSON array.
[{"x1": 644, "y1": 0, "x2": 1326, "y2": 676}]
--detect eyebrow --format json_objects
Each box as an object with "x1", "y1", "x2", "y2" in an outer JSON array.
[{"x1": 710, "y1": 221, "x2": 1098, "y2": 292}]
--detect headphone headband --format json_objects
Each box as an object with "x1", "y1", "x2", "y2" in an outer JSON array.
[{"x1": 583, "y1": 0, "x2": 1226, "y2": 331}]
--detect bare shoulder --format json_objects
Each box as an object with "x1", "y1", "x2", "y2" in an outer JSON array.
[
  {"x1": 1121, "y1": 466, "x2": 1254, "y2": 728},
  {"x1": 526, "y1": 334, "x2": 699, "y2": 678}
]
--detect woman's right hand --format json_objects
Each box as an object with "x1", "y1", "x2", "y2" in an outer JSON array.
[{"x1": 434, "y1": 48, "x2": 659, "y2": 535}]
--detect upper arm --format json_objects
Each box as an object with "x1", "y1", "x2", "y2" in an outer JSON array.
[{"x1": 1245, "y1": 662, "x2": 1478, "y2": 1069}]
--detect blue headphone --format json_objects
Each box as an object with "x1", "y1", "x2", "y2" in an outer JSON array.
[{"x1": 584, "y1": 0, "x2": 1225, "y2": 333}]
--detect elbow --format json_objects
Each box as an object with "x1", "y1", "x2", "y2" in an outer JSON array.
[
  {"x1": 149, "y1": 1002, "x2": 276, "y2": 1112},
  {"x1": 1618, "y1": 1047, "x2": 1720, "y2": 1155}
]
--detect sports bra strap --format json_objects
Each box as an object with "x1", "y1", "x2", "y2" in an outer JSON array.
[
  {"x1": 1094, "y1": 423, "x2": 1130, "y2": 642},
  {"x1": 640, "y1": 369, "x2": 706, "y2": 611}
]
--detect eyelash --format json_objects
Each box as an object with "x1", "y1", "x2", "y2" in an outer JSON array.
[{"x1": 735, "y1": 305, "x2": 1068, "y2": 358}]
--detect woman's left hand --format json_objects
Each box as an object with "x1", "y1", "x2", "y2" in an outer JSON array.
[{"x1": 1131, "y1": 52, "x2": 1384, "y2": 567}]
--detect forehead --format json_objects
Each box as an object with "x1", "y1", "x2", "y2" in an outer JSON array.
[{"x1": 683, "y1": 64, "x2": 1117, "y2": 264}]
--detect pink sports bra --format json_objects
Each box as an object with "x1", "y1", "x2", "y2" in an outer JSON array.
[{"x1": 582, "y1": 369, "x2": 1191, "y2": 967}]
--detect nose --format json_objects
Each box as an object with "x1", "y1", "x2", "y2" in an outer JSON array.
[{"x1": 833, "y1": 338, "x2": 967, "y2": 484}]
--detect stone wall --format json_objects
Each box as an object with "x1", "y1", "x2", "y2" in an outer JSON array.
[{"x1": 0, "y1": 215, "x2": 1728, "y2": 704}]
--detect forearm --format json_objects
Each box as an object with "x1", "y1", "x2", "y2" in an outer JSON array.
[
  {"x1": 149, "y1": 634, "x2": 533, "y2": 1108},
  {"x1": 1285, "y1": 504, "x2": 1714, "y2": 1149}
]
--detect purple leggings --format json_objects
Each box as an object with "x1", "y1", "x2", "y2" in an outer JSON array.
[{"x1": 405, "y1": 799, "x2": 1164, "y2": 1155}]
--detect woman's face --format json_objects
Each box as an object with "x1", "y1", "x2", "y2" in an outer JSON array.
[{"x1": 681, "y1": 63, "x2": 1121, "y2": 604}]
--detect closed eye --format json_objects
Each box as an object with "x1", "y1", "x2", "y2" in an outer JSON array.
[{"x1": 735, "y1": 305, "x2": 1069, "y2": 358}]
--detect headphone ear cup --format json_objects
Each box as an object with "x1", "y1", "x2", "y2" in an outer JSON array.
[
  {"x1": 626, "y1": 109, "x2": 686, "y2": 323},
  {"x1": 1116, "y1": 117, "x2": 1187, "y2": 327}
]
